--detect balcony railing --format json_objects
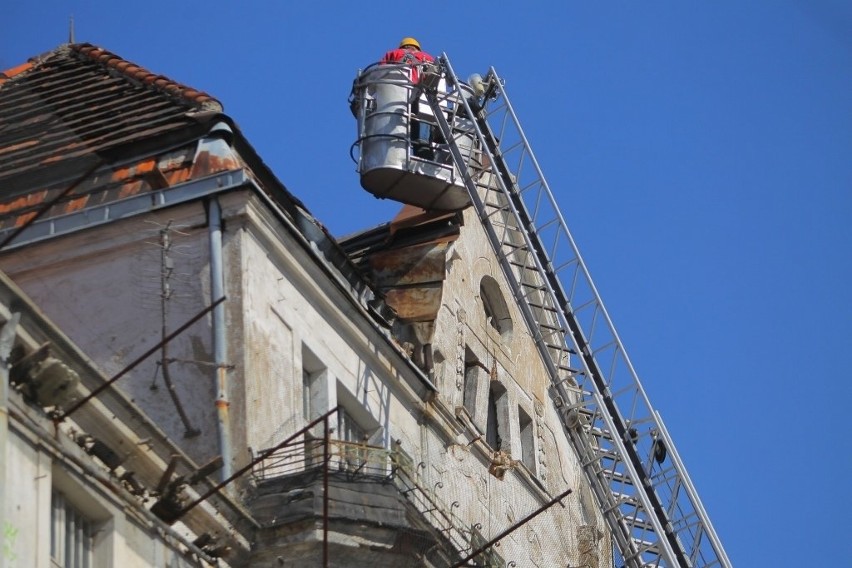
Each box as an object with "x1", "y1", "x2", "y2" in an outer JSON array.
[{"x1": 249, "y1": 410, "x2": 502, "y2": 567}]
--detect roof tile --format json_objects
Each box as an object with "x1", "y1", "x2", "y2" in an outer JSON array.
[
  {"x1": 0, "y1": 44, "x2": 239, "y2": 235},
  {"x1": 0, "y1": 61, "x2": 35, "y2": 86},
  {"x1": 70, "y1": 44, "x2": 221, "y2": 109}
]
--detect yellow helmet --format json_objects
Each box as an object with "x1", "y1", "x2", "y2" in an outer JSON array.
[{"x1": 399, "y1": 37, "x2": 421, "y2": 50}]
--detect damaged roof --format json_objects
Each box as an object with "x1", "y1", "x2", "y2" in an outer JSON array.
[
  {"x1": 0, "y1": 41, "x2": 444, "y2": 393},
  {"x1": 0, "y1": 43, "x2": 222, "y2": 181},
  {"x1": 0, "y1": 43, "x2": 237, "y2": 234},
  {"x1": 340, "y1": 205, "x2": 462, "y2": 323}
]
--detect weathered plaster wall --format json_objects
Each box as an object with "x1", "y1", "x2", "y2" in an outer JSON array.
[
  {"x1": 220, "y1": 193, "x2": 425, "y2": 459},
  {"x1": 423, "y1": 204, "x2": 612, "y2": 567},
  {"x1": 0, "y1": 185, "x2": 611, "y2": 566},
  {"x1": 0, "y1": 204, "x2": 221, "y2": 466}
]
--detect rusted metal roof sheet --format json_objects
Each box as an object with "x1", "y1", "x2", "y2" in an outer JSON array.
[
  {"x1": 369, "y1": 241, "x2": 450, "y2": 288},
  {"x1": 372, "y1": 242, "x2": 450, "y2": 322},
  {"x1": 340, "y1": 206, "x2": 462, "y2": 323}
]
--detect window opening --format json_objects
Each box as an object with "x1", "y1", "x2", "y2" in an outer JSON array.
[
  {"x1": 337, "y1": 407, "x2": 368, "y2": 472},
  {"x1": 302, "y1": 368, "x2": 313, "y2": 420},
  {"x1": 338, "y1": 407, "x2": 367, "y2": 444},
  {"x1": 486, "y1": 388, "x2": 501, "y2": 449},
  {"x1": 482, "y1": 295, "x2": 499, "y2": 333},
  {"x1": 463, "y1": 364, "x2": 478, "y2": 418},
  {"x1": 518, "y1": 406, "x2": 536, "y2": 472},
  {"x1": 51, "y1": 490, "x2": 93, "y2": 568},
  {"x1": 301, "y1": 345, "x2": 327, "y2": 422},
  {"x1": 480, "y1": 276, "x2": 513, "y2": 341}
]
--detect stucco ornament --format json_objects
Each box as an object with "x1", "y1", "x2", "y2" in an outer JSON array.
[{"x1": 455, "y1": 308, "x2": 466, "y2": 390}]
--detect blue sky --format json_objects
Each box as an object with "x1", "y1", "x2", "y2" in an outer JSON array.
[{"x1": 3, "y1": 2, "x2": 851, "y2": 566}]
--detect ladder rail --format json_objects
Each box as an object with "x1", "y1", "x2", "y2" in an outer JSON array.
[
  {"x1": 426, "y1": 61, "x2": 677, "y2": 567},
  {"x1": 424, "y1": 80, "x2": 647, "y2": 563},
  {"x1": 444, "y1": 59, "x2": 683, "y2": 566},
  {"x1": 427, "y1": 54, "x2": 731, "y2": 568}
]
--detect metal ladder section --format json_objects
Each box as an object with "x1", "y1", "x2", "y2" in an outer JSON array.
[{"x1": 423, "y1": 55, "x2": 731, "y2": 568}]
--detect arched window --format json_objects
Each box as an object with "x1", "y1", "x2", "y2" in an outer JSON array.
[{"x1": 480, "y1": 276, "x2": 513, "y2": 341}]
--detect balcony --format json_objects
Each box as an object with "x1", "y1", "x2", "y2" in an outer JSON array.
[{"x1": 247, "y1": 410, "x2": 504, "y2": 568}]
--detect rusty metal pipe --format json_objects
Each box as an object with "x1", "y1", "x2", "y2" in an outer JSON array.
[
  {"x1": 208, "y1": 197, "x2": 232, "y2": 481},
  {"x1": 323, "y1": 412, "x2": 330, "y2": 567}
]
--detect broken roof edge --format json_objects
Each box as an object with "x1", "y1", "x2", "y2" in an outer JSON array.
[
  {"x1": 70, "y1": 43, "x2": 223, "y2": 111},
  {"x1": 222, "y1": 117, "x2": 401, "y2": 316},
  {"x1": 0, "y1": 43, "x2": 223, "y2": 112}
]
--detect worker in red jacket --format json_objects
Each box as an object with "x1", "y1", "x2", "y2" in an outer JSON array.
[
  {"x1": 380, "y1": 37, "x2": 434, "y2": 69},
  {"x1": 380, "y1": 37, "x2": 437, "y2": 158}
]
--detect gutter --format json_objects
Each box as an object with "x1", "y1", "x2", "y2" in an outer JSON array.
[
  {"x1": 0, "y1": 312, "x2": 19, "y2": 545},
  {"x1": 0, "y1": 162, "x2": 438, "y2": 398}
]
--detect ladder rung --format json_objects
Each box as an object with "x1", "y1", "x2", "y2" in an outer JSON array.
[
  {"x1": 593, "y1": 448, "x2": 622, "y2": 463},
  {"x1": 589, "y1": 427, "x2": 614, "y2": 440},
  {"x1": 538, "y1": 322, "x2": 565, "y2": 333},
  {"x1": 498, "y1": 240, "x2": 525, "y2": 250},
  {"x1": 602, "y1": 469, "x2": 635, "y2": 486},
  {"x1": 545, "y1": 342, "x2": 577, "y2": 355},
  {"x1": 606, "y1": 491, "x2": 639, "y2": 511},
  {"x1": 508, "y1": 260, "x2": 539, "y2": 272},
  {"x1": 629, "y1": 538, "x2": 661, "y2": 554},
  {"x1": 529, "y1": 299, "x2": 559, "y2": 311},
  {"x1": 484, "y1": 202, "x2": 510, "y2": 216},
  {"x1": 518, "y1": 283, "x2": 547, "y2": 294},
  {"x1": 623, "y1": 515, "x2": 656, "y2": 533}
]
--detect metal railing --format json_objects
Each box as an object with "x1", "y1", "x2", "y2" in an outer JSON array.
[{"x1": 250, "y1": 410, "x2": 485, "y2": 566}]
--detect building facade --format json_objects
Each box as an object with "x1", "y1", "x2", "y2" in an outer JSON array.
[{"x1": 0, "y1": 44, "x2": 611, "y2": 567}]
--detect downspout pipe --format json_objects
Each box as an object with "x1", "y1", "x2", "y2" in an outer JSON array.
[
  {"x1": 0, "y1": 314, "x2": 20, "y2": 540},
  {"x1": 208, "y1": 197, "x2": 232, "y2": 481}
]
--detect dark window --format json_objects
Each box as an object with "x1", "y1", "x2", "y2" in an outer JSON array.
[
  {"x1": 518, "y1": 406, "x2": 535, "y2": 472},
  {"x1": 486, "y1": 387, "x2": 501, "y2": 449},
  {"x1": 338, "y1": 407, "x2": 367, "y2": 444},
  {"x1": 302, "y1": 345, "x2": 326, "y2": 422},
  {"x1": 485, "y1": 381, "x2": 508, "y2": 451}
]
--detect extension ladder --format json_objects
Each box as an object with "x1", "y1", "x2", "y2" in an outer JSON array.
[{"x1": 422, "y1": 54, "x2": 732, "y2": 568}]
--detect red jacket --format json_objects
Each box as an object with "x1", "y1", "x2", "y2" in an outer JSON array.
[
  {"x1": 380, "y1": 48, "x2": 435, "y2": 65},
  {"x1": 380, "y1": 48, "x2": 435, "y2": 83}
]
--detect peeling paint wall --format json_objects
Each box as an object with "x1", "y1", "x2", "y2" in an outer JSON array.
[
  {"x1": 0, "y1": 185, "x2": 611, "y2": 566},
  {"x1": 222, "y1": 192, "x2": 424, "y2": 458},
  {"x1": 0, "y1": 203, "x2": 221, "y2": 467},
  {"x1": 422, "y1": 205, "x2": 613, "y2": 567}
]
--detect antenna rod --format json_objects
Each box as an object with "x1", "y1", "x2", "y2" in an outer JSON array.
[{"x1": 60, "y1": 296, "x2": 225, "y2": 419}]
